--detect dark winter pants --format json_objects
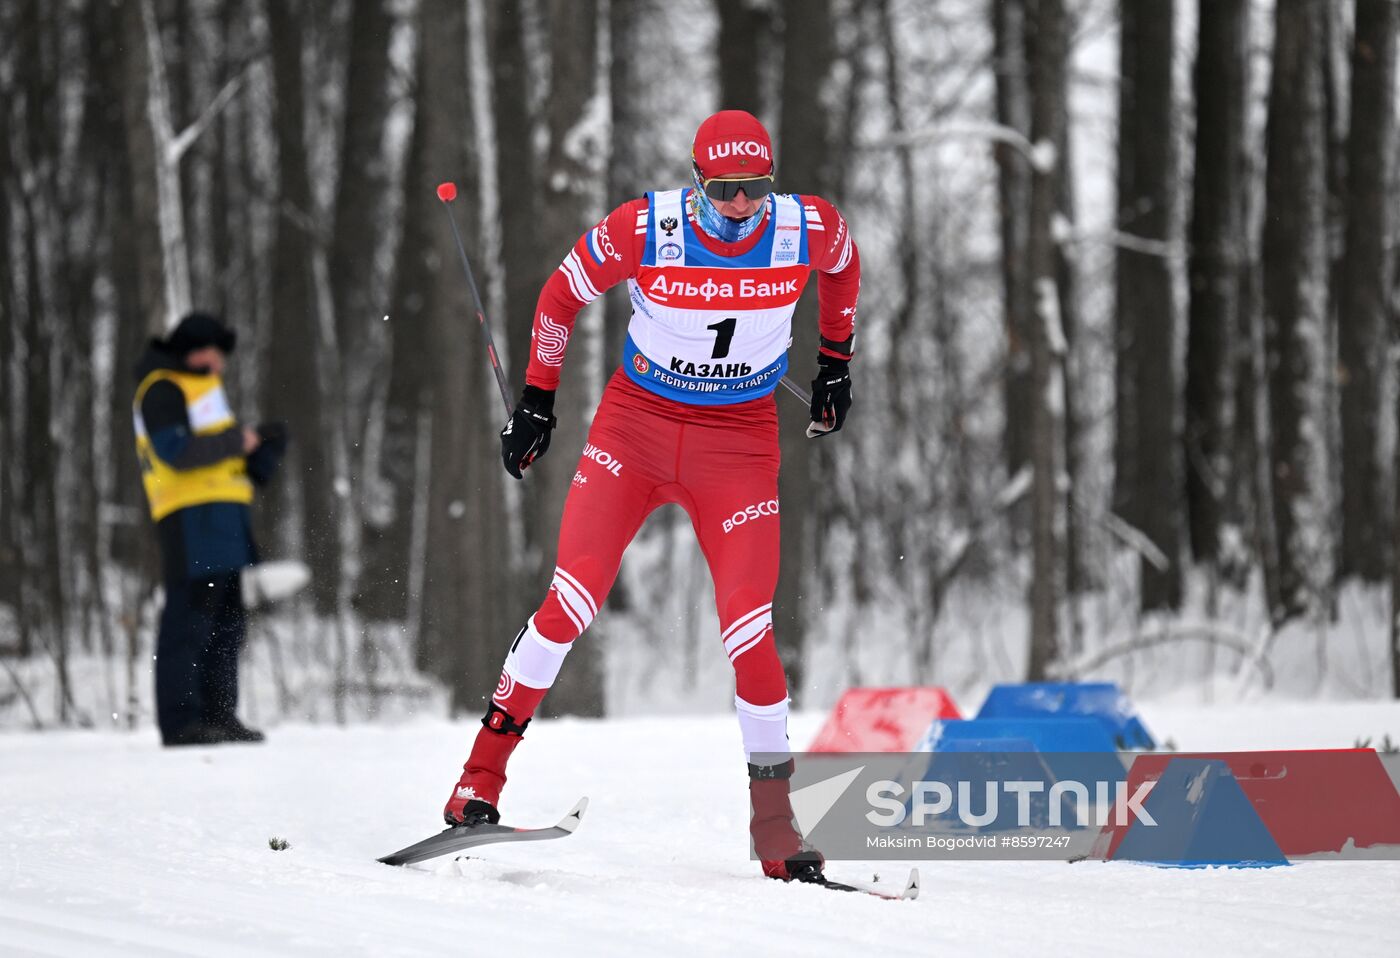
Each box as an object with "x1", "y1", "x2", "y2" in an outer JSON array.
[{"x1": 156, "y1": 572, "x2": 245, "y2": 742}]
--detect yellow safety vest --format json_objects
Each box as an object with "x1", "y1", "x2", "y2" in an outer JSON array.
[{"x1": 133, "y1": 369, "x2": 254, "y2": 521}]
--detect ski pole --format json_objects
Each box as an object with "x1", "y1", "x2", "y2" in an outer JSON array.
[
  {"x1": 783, "y1": 376, "x2": 837, "y2": 439},
  {"x1": 779, "y1": 375, "x2": 811, "y2": 406},
  {"x1": 436, "y1": 182, "x2": 514, "y2": 417}
]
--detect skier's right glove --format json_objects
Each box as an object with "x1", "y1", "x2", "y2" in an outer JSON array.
[
  {"x1": 500, "y1": 385, "x2": 557, "y2": 479},
  {"x1": 806, "y1": 356, "x2": 852, "y2": 439}
]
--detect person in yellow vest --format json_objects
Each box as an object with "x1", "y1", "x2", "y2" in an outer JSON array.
[{"x1": 133, "y1": 313, "x2": 287, "y2": 746}]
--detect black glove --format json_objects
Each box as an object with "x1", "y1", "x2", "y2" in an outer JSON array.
[
  {"x1": 807, "y1": 357, "x2": 852, "y2": 438},
  {"x1": 500, "y1": 385, "x2": 557, "y2": 479},
  {"x1": 247, "y1": 421, "x2": 289, "y2": 486},
  {"x1": 256, "y1": 421, "x2": 289, "y2": 446}
]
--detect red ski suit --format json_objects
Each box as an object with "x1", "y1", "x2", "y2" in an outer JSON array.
[{"x1": 454, "y1": 190, "x2": 859, "y2": 846}]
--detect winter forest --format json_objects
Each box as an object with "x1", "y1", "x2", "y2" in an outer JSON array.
[{"x1": 1, "y1": 0, "x2": 1398, "y2": 733}]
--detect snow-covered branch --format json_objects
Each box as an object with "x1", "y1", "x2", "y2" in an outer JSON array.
[
  {"x1": 1034, "y1": 278, "x2": 1067, "y2": 357},
  {"x1": 1059, "y1": 225, "x2": 1184, "y2": 260},
  {"x1": 167, "y1": 73, "x2": 246, "y2": 166},
  {"x1": 1097, "y1": 510, "x2": 1171, "y2": 571},
  {"x1": 1055, "y1": 626, "x2": 1276, "y2": 689},
  {"x1": 859, "y1": 121, "x2": 1056, "y2": 173},
  {"x1": 997, "y1": 467, "x2": 1033, "y2": 509}
]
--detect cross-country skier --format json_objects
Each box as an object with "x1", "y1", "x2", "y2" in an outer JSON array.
[{"x1": 443, "y1": 110, "x2": 859, "y2": 882}]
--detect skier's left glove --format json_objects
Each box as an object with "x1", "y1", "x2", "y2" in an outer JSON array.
[
  {"x1": 806, "y1": 357, "x2": 852, "y2": 439},
  {"x1": 500, "y1": 385, "x2": 557, "y2": 479}
]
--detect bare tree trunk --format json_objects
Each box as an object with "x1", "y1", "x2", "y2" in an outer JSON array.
[
  {"x1": 715, "y1": 0, "x2": 773, "y2": 117},
  {"x1": 1394, "y1": 154, "x2": 1400, "y2": 700},
  {"x1": 377, "y1": 23, "x2": 437, "y2": 636},
  {"x1": 330, "y1": 0, "x2": 395, "y2": 430},
  {"x1": 1233, "y1": 78, "x2": 1277, "y2": 600},
  {"x1": 69, "y1": 9, "x2": 111, "y2": 665},
  {"x1": 1025, "y1": 0, "x2": 1066, "y2": 680},
  {"x1": 210, "y1": 0, "x2": 234, "y2": 316},
  {"x1": 604, "y1": 0, "x2": 645, "y2": 377},
  {"x1": 175, "y1": 0, "x2": 217, "y2": 308},
  {"x1": 13, "y1": 0, "x2": 75, "y2": 719},
  {"x1": 330, "y1": 0, "x2": 399, "y2": 636},
  {"x1": 487, "y1": 1, "x2": 541, "y2": 394},
  {"x1": 21, "y1": 235, "x2": 71, "y2": 720},
  {"x1": 486, "y1": 0, "x2": 555, "y2": 603},
  {"x1": 774, "y1": 0, "x2": 835, "y2": 695},
  {"x1": 592, "y1": 0, "x2": 649, "y2": 628},
  {"x1": 826, "y1": 6, "x2": 876, "y2": 670},
  {"x1": 1116, "y1": 0, "x2": 1181, "y2": 611},
  {"x1": 1186, "y1": 0, "x2": 1248, "y2": 570},
  {"x1": 134, "y1": 0, "x2": 193, "y2": 328},
  {"x1": 1054, "y1": 9, "x2": 1083, "y2": 612},
  {"x1": 266, "y1": 0, "x2": 345, "y2": 618},
  {"x1": 1338, "y1": 0, "x2": 1397, "y2": 583},
  {"x1": 994, "y1": 0, "x2": 1033, "y2": 482},
  {"x1": 1110, "y1": 3, "x2": 1138, "y2": 532},
  {"x1": 0, "y1": 1, "x2": 19, "y2": 630},
  {"x1": 1393, "y1": 373, "x2": 1400, "y2": 696},
  {"x1": 104, "y1": 0, "x2": 157, "y2": 577},
  {"x1": 1321, "y1": 0, "x2": 1349, "y2": 614},
  {"x1": 214, "y1": 0, "x2": 257, "y2": 384},
  {"x1": 1394, "y1": 493, "x2": 1400, "y2": 696},
  {"x1": 1240, "y1": 227, "x2": 1281, "y2": 605},
  {"x1": 876, "y1": 0, "x2": 919, "y2": 409},
  {"x1": 120, "y1": 0, "x2": 168, "y2": 335},
  {"x1": 1262, "y1": 0, "x2": 1333, "y2": 625},
  {"x1": 871, "y1": 0, "x2": 932, "y2": 674},
  {"x1": 415, "y1": 0, "x2": 507, "y2": 713},
  {"x1": 534, "y1": 0, "x2": 604, "y2": 717}
]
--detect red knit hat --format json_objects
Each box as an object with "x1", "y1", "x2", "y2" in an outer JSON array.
[{"x1": 692, "y1": 110, "x2": 774, "y2": 179}]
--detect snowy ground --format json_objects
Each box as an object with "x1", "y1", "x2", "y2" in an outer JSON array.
[{"x1": 3, "y1": 701, "x2": 1400, "y2": 957}]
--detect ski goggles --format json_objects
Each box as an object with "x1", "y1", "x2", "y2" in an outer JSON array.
[{"x1": 698, "y1": 173, "x2": 775, "y2": 202}]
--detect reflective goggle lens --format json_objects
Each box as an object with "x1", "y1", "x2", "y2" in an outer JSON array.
[{"x1": 702, "y1": 176, "x2": 774, "y2": 202}]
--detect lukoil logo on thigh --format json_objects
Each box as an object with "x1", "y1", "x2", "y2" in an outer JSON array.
[{"x1": 581, "y1": 443, "x2": 622, "y2": 476}]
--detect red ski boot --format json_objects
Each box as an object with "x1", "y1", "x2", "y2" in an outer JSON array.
[
  {"x1": 750, "y1": 759, "x2": 827, "y2": 882},
  {"x1": 444, "y1": 703, "x2": 529, "y2": 826}
]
